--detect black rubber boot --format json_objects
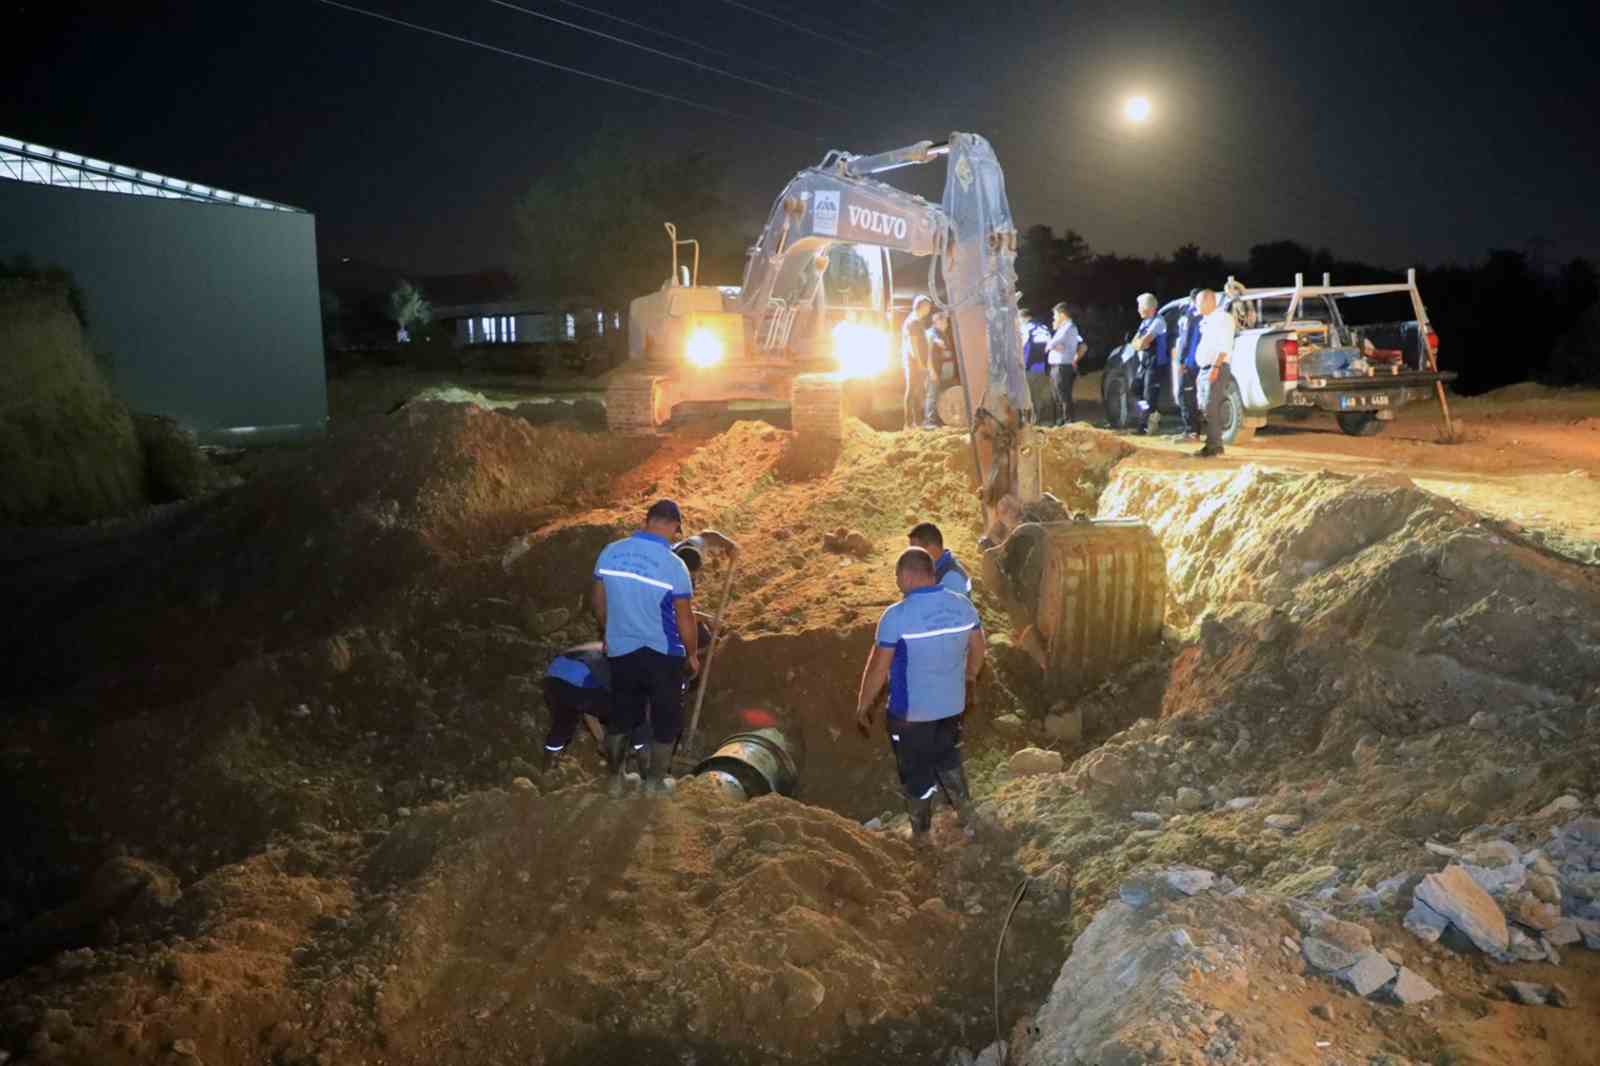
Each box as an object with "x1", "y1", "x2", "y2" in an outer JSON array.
[
  {"x1": 936, "y1": 765, "x2": 978, "y2": 840},
  {"x1": 643, "y1": 741, "x2": 676, "y2": 797},
  {"x1": 906, "y1": 796, "x2": 934, "y2": 846},
  {"x1": 602, "y1": 733, "x2": 627, "y2": 798}
]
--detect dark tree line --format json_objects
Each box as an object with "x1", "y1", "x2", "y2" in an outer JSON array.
[{"x1": 1015, "y1": 226, "x2": 1599, "y2": 394}]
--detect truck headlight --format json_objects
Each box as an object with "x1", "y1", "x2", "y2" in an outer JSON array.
[
  {"x1": 831, "y1": 321, "x2": 891, "y2": 380},
  {"x1": 685, "y1": 328, "x2": 724, "y2": 368}
]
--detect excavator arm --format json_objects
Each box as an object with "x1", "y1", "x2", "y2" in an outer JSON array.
[{"x1": 738, "y1": 134, "x2": 1035, "y2": 532}]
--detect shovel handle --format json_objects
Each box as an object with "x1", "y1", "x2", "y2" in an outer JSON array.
[{"x1": 680, "y1": 556, "x2": 738, "y2": 757}]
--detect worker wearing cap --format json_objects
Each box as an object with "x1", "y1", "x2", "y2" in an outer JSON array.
[
  {"x1": 855, "y1": 548, "x2": 985, "y2": 845},
  {"x1": 906, "y1": 521, "x2": 971, "y2": 598},
  {"x1": 544, "y1": 540, "x2": 716, "y2": 777},
  {"x1": 592, "y1": 499, "x2": 699, "y2": 797}
]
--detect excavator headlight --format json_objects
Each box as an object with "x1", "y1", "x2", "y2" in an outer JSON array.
[
  {"x1": 685, "y1": 328, "x2": 724, "y2": 368},
  {"x1": 831, "y1": 321, "x2": 891, "y2": 380}
]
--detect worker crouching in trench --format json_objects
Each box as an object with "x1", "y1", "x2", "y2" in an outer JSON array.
[{"x1": 855, "y1": 547, "x2": 986, "y2": 845}]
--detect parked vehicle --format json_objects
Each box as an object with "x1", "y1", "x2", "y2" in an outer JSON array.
[{"x1": 1102, "y1": 271, "x2": 1455, "y2": 443}]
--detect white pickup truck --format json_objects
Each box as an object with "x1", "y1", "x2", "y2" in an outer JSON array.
[{"x1": 1103, "y1": 270, "x2": 1456, "y2": 443}]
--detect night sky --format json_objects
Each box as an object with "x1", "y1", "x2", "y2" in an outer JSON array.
[{"x1": 9, "y1": 0, "x2": 1600, "y2": 277}]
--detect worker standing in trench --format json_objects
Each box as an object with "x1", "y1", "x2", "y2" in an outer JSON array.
[
  {"x1": 591, "y1": 500, "x2": 700, "y2": 798},
  {"x1": 854, "y1": 548, "x2": 986, "y2": 845},
  {"x1": 906, "y1": 522, "x2": 972, "y2": 597},
  {"x1": 542, "y1": 538, "x2": 730, "y2": 779}
]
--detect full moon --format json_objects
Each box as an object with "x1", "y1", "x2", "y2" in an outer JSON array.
[{"x1": 1124, "y1": 95, "x2": 1152, "y2": 123}]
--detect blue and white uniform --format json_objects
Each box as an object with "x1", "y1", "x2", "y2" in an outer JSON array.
[
  {"x1": 933, "y1": 549, "x2": 972, "y2": 598},
  {"x1": 594, "y1": 531, "x2": 694, "y2": 656},
  {"x1": 593, "y1": 530, "x2": 695, "y2": 742},
  {"x1": 874, "y1": 584, "x2": 981, "y2": 802}
]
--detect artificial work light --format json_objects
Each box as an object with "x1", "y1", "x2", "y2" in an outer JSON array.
[
  {"x1": 685, "y1": 328, "x2": 724, "y2": 368},
  {"x1": 830, "y1": 321, "x2": 891, "y2": 380}
]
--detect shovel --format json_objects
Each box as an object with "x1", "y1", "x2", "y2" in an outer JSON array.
[{"x1": 672, "y1": 553, "x2": 739, "y2": 776}]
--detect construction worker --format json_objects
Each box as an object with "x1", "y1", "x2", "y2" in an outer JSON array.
[
  {"x1": 1131, "y1": 293, "x2": 1170, "y2": 435},
  {"x1": 855, "y1": 548, "x2": 985, "y2": 845},
  {"x1": 591, "y1": 499, "x2": 699, "y2": 797},
  {"x1": 544, "y1": 539, "x2": 723, "y2": 776},
  {"x1": 927, "y1": 309, "x2": 957, "y2": 403},
  {"x1": 1046, "y1": 301, "x2": 1086, "y2": 425},
  {"x1": 907, "y1": 522, "x2": 971, "y2": 597},
  {"x1": 1174, "y1": 289, "x2": 1205, "y2": 441},
  {"x1": 901, "y1": 295, "x2": 937, "y2": 430},
  {"x1": 1018, "y1": 307, "x2": 1054, "y2": 424}
]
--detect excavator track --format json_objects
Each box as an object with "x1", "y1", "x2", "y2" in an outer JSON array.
[
  {"x1": 790, "y1": 373, "x2": 843, "y2": 440},
  {"x1": 605, "y1": 373, "x2": 668, "y2": 434}
]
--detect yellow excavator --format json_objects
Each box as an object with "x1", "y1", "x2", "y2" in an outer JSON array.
[{"x1": 610, "y1": 133, "x2": 1165, "y2": 691}]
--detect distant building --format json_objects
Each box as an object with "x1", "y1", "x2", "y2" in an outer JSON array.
[
  {"x1": 433, "y1": 301, "x2": 622, "y2": 348},
  {"x1": 0, "y1": 134, "x2": 325, "y2": 443}
]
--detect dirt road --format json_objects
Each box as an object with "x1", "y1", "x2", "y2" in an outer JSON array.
[{"x1": 1099, "y1": 381, "x2": 1600, "y2": 563}]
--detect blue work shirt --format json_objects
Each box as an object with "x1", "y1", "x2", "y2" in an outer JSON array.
[
  {"x1": 593, "y1": 531, "x2": 694, "y2": 656},
  {"x1": 546, "y1": 642, "x2": 609, "y2": 690},
  {"x1": 875, "y1": 586, "x2": 981, "y2": 722},
  {"x1": 1021, "y1": 320, "x2": 1051, "y2": 374},
  {"x1": 934, "y1": 550, "x2": 972, "y2": 597},
  {"x1": 1137, "y1": 314, "x2": 1171, "y2": 368},
  {"x1": 1178, "y1": 307, "x2": 1203, "y2": 370}
]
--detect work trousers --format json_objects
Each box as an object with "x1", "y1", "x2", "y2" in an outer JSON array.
[
  {"x1": 886, "y1": 715, "x2": 964, "y2": 802},
  {"x1": 1179, "y1": 364, "x2": 1202, "y2": 435},
  {"x1": 903, "y1": 360, "x2": 938, "y2": 429},
  {"x1": 1026, "y1": 369, "x2": 1055, "y2": 424},
  {"x1": 544, "y1": 677, "x2": 650, "y2": 754},
  {"x1": 1196, "y1": 362, "x2": 1234, "y2": 451},
  {"x1": 1140, "y1": 362, "x2": 1169, "y2": 428},
  {"x1": 607, "y1": 648, "x2": 686, "y2": 744},
  {"x1": 1049, "y1": 364, "x2": 1077, "y2": 424}
]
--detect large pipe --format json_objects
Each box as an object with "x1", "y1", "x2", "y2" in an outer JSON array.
[{"x1": 692, "y1": 727, "x2": 800, "y2": 801}]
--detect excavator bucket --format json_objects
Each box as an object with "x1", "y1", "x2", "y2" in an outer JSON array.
[{"x1": 981, "y1": 519, "x2": 1166, "y2": 691}]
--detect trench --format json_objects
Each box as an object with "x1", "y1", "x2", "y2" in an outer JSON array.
[{"x1": 11, "y1": 400, "x2": 1600, "y2": 1066}]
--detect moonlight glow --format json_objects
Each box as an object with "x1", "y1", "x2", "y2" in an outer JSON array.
[{"x1": 1124, "y1": 95, "x2": 1152, "y2": 123}]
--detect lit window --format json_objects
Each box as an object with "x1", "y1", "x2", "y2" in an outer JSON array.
[
  {"x1": 596, "y1": 311, "x2": 605, "y2": 336},
  {"x1": 507, "y1": 316, "x2": 516, "y2": 342},
  {"x1": 564, "y1": 314, "x2": 576, "y2": 341},
  {"x1": 483, "y1": 316, "x2": 497, "y2": 343},
  {"x1": 468, "y1": 318, "x2": 476, "y2": 343},
  {"x1": 613, "y1": 311, "x2": 621, "y2": 330}
]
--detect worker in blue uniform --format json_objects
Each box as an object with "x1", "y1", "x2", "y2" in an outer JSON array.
[
  {"x1": 854, "y1": 548, "x2": 986, "y2": 845},
  {"x1": 906, "y1": 522, "x2": 972, "y2": 598}
]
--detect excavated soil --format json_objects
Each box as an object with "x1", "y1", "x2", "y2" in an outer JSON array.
[{"x1": 6, "y1": 397, "x2": 1600, "y2": 1065}]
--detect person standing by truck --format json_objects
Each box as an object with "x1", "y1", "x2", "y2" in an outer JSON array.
[
  {"x1": 855, "y1": 548, "x2": 986, "y2": 845},
  {"x1": 1046, "y1": 301, "x2": 1086, "y2": 425},
  {"x1": 1131, "y1": 293, "x2": 1170, "y2": 435},
  {"x1": 1018, "y1": 307, "x2": 1054, "y2": 424},
  {"x1": 901, "y1": 295, "x2": 937, "y2": 430},
  {"x1": 1173, "y1": 289, "x2": 1205, "y2": 441},
  {"x1": 1192, "y1": 289, "x2": 1237, "y2": 458}
]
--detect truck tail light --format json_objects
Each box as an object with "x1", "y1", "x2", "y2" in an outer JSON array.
[
  {"x1": 1425, "y1": 329, "x2": 1440, "y2": 357},
  {"x1": 1277, "y1": 337, "x2": 1299, "y2": 383}
]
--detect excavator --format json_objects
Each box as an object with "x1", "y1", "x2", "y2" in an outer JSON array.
[{"x1": 610, "y1": 134, "x2": 1165, "y2": 693}]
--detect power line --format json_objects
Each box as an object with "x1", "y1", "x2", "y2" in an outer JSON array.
[
  {"x1": 543, "y1": 0, "x2": 836, "y2": 93},
  {"x1": 486, "y1": 0, "x2": 842, "y2": 111},
  {"x1": 710, "y1": 0, "x2": 884, "y2": 60},
  {"x1": 313, "y1": 0, "x2": 821, "y2": 138}
]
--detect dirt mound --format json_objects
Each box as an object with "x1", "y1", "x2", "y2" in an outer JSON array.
[
  {"x1": 0, "y1": 279, "x2": 146, "y2": 525},
  {"x1": 1098, "y1": 464, "x2": 1600, "y2": 704},
  {"x1": 350, "y1": 781, "x2": 962, "y2": 1063}
]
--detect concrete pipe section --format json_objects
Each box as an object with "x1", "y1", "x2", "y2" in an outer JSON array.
[{"x1": 692, "y1": 727, "x2": 800, "y2": 802}]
